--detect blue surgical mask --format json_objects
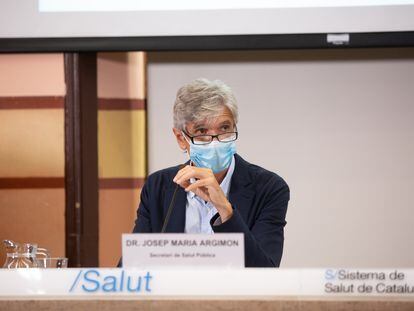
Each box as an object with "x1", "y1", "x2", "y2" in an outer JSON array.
[{"x1": 183, "y1": 134, "x2": 236, "y2": 173}]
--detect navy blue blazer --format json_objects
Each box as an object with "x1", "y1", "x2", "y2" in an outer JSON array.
[{"x1": 130, "y1": 154, "x2": 290, "y2": 267}]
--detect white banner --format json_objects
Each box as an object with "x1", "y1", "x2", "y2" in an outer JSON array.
[{"x1": 0, "y1": 268, "x2": 413, "y2": 298}]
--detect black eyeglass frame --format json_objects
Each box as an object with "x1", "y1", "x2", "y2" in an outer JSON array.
[{"x1": 182, "y1": 129, "x2": 238, "y2": 145}]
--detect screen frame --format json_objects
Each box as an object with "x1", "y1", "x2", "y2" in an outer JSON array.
[{"x1": 1, "y1": 32, "x2": 414, "y2": 53}]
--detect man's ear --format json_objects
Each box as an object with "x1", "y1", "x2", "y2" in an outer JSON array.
[{"x1": 172, "y1": 128, "x2": 188, "y2": 151}]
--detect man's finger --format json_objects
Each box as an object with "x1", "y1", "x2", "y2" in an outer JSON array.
[
  {"x1": 175, "y1": 169, "x2": 199, "y2": 185},
  {"x1": 176, "y1": 179, "x2": 191, "y2": 189},
  {"x1": 173, "y1": 165, "x2": 191, "y2": 183},
  {"x1": 184, "y1": 178, "x2": 213, "y2": 193},
  {"x1": 175, "y1": 167, "x2": 212, "y2": 184}
]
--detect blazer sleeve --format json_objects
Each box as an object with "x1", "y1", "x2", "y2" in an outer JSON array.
[
  {"x1": 117, "y1": 178, "x2": 153, "y2": 267},
  {"x1": 210, "y1": 178, "x2": 290, "y2": 267},
  {"x1": 132, "y1": 178, "x2": 153, "y2": 233}
]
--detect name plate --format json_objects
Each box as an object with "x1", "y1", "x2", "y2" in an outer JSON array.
[{"x1": 122, "y1": 233, "x2": 244, "y2": 268}]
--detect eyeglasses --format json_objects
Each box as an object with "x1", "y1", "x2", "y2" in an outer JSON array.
[{"x1": 182, "y1": 130, "x2": 238, "y2": 145}]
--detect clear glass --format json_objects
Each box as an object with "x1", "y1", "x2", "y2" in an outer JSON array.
[
  {"x1": 3, "y1": 240, "x2": 51, "y2": 269},
  {"x1": 3, "y1": 243, "x2": 39, "y2": 268},
  {"x1": 36, "y1": 257, "x2": 68, "y2": 268}
]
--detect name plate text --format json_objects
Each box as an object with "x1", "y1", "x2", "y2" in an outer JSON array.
[{"x1": 122, "y1": 233, "x2": 244, "y2": 268}]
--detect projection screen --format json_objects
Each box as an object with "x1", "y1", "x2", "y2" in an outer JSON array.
[{"x1": 1, "y1": 0, "x2": 414, "y2": 51}]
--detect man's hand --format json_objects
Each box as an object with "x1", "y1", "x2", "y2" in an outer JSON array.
[{"x1": 173, "y1": 165, "x2": 233, "y2": 222}]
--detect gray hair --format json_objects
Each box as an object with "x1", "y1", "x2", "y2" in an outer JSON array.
[{"x1": 173, "y1": 78, "x2": 239, "y2": 130}]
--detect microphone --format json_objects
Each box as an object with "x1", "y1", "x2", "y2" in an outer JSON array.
[{"x1": 161, "y1": 164, "x2": 186, "y2": 233}]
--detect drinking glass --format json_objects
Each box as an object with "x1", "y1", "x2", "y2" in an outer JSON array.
[{"x1": 36, "y1": 257, "x2": 68, "y2": 268}]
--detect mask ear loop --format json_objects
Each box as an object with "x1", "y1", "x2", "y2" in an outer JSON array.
[
  {"x1": 181, "y1": 131, "x2": 192, "y2": 152},
  {"x1": 181, "y1": 131, "x2": 194, "y2": 168}
]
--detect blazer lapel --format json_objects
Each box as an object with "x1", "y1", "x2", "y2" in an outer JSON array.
[
  {"x1": 162, "y1": 185, "x2": 187, "y2": 233},
  {"x1": 228, "y1": 154, "x2": 255, "y2": 220}
]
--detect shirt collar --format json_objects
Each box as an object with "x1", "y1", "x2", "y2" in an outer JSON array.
[{"x1": 188, "y1": 155, "x2": 236, "y2": 199}]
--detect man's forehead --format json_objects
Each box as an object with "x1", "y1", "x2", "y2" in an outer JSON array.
[
  {"x1": 188, "y1": 106, "x2": 234, "y2": 128},
  {"x1": 190, "y1": 115, "x2": 234, "y2": 128}
]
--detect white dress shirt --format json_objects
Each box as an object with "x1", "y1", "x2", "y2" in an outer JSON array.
[{"x1": 184, "y1": 156, "x2": 235, "y2": 234}]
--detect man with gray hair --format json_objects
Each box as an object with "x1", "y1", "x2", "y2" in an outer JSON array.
[{"x1": 131, "y1": 78, "x2": 290, "y2": 267}]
